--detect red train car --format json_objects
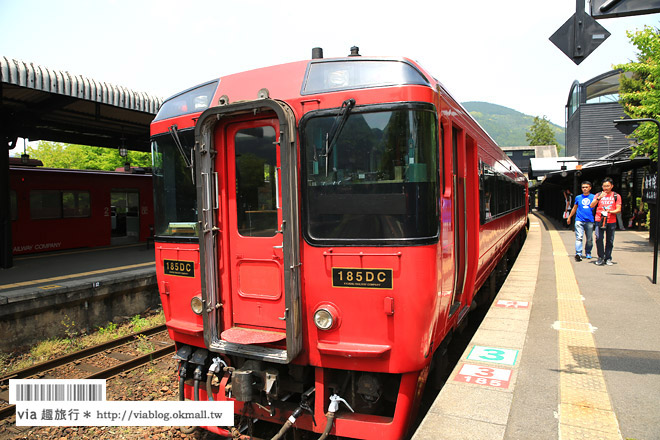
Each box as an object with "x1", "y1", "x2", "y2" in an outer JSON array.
[
  {"x1": 9, "y1": 164, "x2": 154, "y2": 255},
  {"x1": 151, "y1": 48, "x2": 528, "y2": 439}
]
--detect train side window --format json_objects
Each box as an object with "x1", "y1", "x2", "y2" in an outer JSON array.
[
  {"x1": 62, "y1": 191, "x2": 91, "y2": 218},
  {"x1": 30, "y1": 190, "x2": 62, "y2": 220},
  {"x1": 479, "y1": 163, "x2": 525, "y2": 224},
  {"x1": 10, "y1": 190, "x2": 17, "y2": 221}
]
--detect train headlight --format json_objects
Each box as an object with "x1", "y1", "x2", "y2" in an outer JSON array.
[
  {"x1": 191, "y1": 296, "x2": 204, "y2": 315},
  {"x1": 313, "y1": 306, "x2": 339, "y2": 331}
]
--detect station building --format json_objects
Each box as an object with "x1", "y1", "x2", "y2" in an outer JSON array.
[{"x1": 538, "y1": 70, "x2": 654, "y2": 233}]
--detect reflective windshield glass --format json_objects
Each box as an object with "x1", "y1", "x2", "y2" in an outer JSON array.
[
  {"x1": 302, "y1": 105, "x2": 438, "y2": 244},
  {"x1": 154, "y1": 81, "x2": 218, "y2": 122},
  {"x1": 152, "y1": 130, "x2": 197, "y2": 238},
  {"x1": 303, "y1": 61, "x2": 429, "y2": 95}
]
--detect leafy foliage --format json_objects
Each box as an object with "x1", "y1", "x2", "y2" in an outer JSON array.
[
  {"x1": 615, "y1": 25, "x2": 660, "y2": 160},
  {"x1": 526, "y1": 116, "x2": 557, "y2": 147},
  {"x1": 463, "y1": 102, "x2": 565, "y2": 152},
  {"x1": 23, "y1": 141, "x2": 152, "y2": 171}
]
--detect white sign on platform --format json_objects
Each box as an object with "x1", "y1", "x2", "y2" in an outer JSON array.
[
  {"x1": 467, "y1": 346, "x2": 519, "y2": 366},
  {"x1": 495, "y1": 300, "x2": 529, "y2": 309},
  {"x1": 454, "y1": 363, "x2": 512, "y2": 388}
]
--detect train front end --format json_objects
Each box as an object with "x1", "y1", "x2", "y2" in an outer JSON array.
[{"x1": 158, "y1": 56, "x2": 445, "y2": 440}]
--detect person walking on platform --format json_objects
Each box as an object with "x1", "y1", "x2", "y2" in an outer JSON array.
[
  {"x1": 567, "y1": 181, "x2": 595, "y2": 261},
  {"x1": 591, "y1": 177, "x2": 622, "y2": 266},
  {"x1": 562, "y1": 188, "x2": 573, "y2": 228}
]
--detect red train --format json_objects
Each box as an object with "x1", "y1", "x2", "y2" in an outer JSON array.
[
  {"x1": 9, "y1": 163, "x2": 154, "y2": 255},
  {"x1": 151, "y1": 48, "x2": 528, "y2": 439}
]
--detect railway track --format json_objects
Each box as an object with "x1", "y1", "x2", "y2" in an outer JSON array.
[{"x1": 0, "y1": 324, "x2": 175, "y2": 421}]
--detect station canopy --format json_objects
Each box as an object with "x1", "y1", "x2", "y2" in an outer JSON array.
[{"x1": 1, "y1": 56, "x2": 163, "y2": 152}]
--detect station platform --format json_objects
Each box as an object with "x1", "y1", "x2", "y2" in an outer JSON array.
[
  {"x1": 0, "y1": 243, "x2": 158, "y2": 350},
  {"x1": 413, "y1": 212, "x2": 659, "y2": 440}
]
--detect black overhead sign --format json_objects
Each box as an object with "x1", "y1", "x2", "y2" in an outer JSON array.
[
  {"x1": 590, "y1": 0, "x2": 660, "y2": 19},
  {"x1": 550, "y1": 12, "x2": 611, "y2": 65},
  {"x1": 643, "y1": 173, "x2": 658, "y2": 204}
]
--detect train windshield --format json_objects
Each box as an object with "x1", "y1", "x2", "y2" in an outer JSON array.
[
  {"x1": 151, "y1": 129, "x2": 197, "y2": 238},
  {"x1": 302, "y1": 104, "x2": 438, "y2": 245}
]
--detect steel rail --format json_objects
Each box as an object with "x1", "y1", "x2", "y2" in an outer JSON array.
[
  {"x1": 0, "y1": 324, "x2": 167, "y2": 386},
  {"x1": 0, "y1": 343, "x2": 175, "y2": 421}
]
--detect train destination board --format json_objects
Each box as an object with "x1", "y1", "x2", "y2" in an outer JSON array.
[
  {"x1": 454, "y1": 363, "x2": 513, "y2": 388},
  {"x1": 467, "y1": 346, "x2": 519, "y2": 366}
]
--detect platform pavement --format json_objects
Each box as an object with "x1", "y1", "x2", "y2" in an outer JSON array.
[
  {"x1": 413, "y1": 212, "x2": 659, "y2": 440},
  {"x1": 0, "y1": 243, "x2": 156, "y2": 302},
  {"x1": 0, "y1": 243, "x2": 158, "y2": 349}
]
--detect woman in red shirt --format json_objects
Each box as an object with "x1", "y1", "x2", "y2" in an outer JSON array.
[{"x1": 590, "y1": 177, "x2": 622, "y2": 266}]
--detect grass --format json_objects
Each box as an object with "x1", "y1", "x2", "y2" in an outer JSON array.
[{"x1": 0, "y1": 310, "x2": 165, "y2": 376}]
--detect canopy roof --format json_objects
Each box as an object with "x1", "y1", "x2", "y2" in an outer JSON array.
[{"x1": 1, "y1": 57, "x2": 163, "y2": 151}]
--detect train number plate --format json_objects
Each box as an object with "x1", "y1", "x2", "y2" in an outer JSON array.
[
  {"x1": 332, "y1": 268, "x2": 392, "y2": 290},
  {"x1": 163, "y1": 259, "x2": 195, "y2": 278}
]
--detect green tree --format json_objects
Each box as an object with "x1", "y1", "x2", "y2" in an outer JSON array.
[
  {"x1": 526, "y1": 116, "x2": 557, "y2": 148},
  {"x1": 24, "y1": 141, "x2": 152, "y2": 171},
  {"x1": 615, "y1": 25, "x2": 660, "y2": 161}
]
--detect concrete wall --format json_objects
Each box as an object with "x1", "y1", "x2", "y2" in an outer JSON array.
[{"x1": 0, "y1": 269, "x2": 159, "y2": 351}]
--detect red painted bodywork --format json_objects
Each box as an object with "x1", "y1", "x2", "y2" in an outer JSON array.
[
  {"x1": 10, "y1": 167, "x2": 154, "y2": 255},
  {"x1": 152, "y1": 56, "x2": 528, "y2": 439}
]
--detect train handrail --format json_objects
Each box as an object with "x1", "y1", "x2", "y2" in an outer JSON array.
[{"x1": 323, "y1": 249, "x2": 402, "y2": 258}]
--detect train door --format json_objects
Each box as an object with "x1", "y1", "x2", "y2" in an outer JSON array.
[
  {"x1": 196, "y1": 99, "x2": 302, "y2": 363},
  {"x1": 450, "y1": 129, "x2": 478, "y2": 316},
  {"x1": 225, "y1": 120, "x2": 286, "y2": 333},
  {"x1": 111, "y1": 190, "x2": 140, "y2": 244},
  {"x1": 450, "y1": 126, "x2": 467, "y2": 315}
]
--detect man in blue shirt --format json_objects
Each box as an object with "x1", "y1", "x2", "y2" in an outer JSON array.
[{"x1": 567, "y1": 181, "x2": 595, "y2": 262}]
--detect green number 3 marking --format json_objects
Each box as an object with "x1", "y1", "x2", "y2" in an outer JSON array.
[{"x1": 479, "y1": 349, "x2": 505, "y2": 361}]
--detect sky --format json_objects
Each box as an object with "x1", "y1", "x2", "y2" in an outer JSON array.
[{"x1": 1, "y1": 0, "x2": 658, "y2": 153}]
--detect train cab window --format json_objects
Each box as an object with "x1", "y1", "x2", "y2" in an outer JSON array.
[
  {"x1": 152, "y1": 129, "x2": 198, "y2": 238},
  {"x1": 302, "y1": 104, "x2": 438, "y2": 245},
  {"x1": 303, "y1": 60, "x2": 430, "y2": 95},
  {"x1": 62, "y1": 191, "x2": 90, "y2": 218},
  {"x1": 10, "y1": 190, "x2": 17, "y2": 221},
  {"x1": 30, "y1": 190, "x2": 62, "y2": 220},
  {"x1": 153, "y1": 81, "x2": 218, "y2": 122}
]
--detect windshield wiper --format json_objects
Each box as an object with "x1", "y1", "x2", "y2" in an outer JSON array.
[
  {"x1": 168, "y1": 124, "x2": 194, "y2": 182},
  {"x1": 168, "y1": 124, "x2": 192, "y2": 168},
  {"x1": 321, "y1": 98, "x2": 355, "y2": 176}
]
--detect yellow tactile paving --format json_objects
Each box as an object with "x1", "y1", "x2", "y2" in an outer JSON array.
[{"x1": 549, "y1": 229, "x2": 622, "y2": 440}]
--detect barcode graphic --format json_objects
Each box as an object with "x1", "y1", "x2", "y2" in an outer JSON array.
[{"x1": 9, "y1": 380, "x2": 106, "y2": 403}]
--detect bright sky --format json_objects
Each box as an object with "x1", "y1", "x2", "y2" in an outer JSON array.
[{"x1": 1, "y1": 0, "x2": 658, "y2": 151}]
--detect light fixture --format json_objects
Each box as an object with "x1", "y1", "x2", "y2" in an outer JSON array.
[
  {"x1": 313, "y1": 305, "x2": 339, "y2": 331},
  {"x1": 191, "y1": 296, "x2": 204, "y2": 315},
  {"x1": 118, "y1": 136, "x2": 128, "y2": 158},
  {"x1": 21, "y1": 138, "x2": 29, "y2": 164}
]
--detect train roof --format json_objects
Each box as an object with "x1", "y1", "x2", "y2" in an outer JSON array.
[
  {"x1": 153, "y1": 56, "x2": 439, "y2": 124},
  {"x1": 10, "y1": 165, "x2": 152, "y2": 177}
]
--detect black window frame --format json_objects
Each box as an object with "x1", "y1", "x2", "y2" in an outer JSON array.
[
  {"x1": 151, "y1": 129, "x2": 199, "y2": 242},
  {"x1": 300, "y1": 101, "x2": 440, "y2": 247},
  {"x1": 479, "y1": 160, "x2": 526, "y2": 225},
  {"x1": 29, "y1": 190, "x2": 91, "y2": 220}
]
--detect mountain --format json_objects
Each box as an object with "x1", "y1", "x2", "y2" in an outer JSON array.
[{"x1": 462, "y1": 101, "x2": 565, "y2": 151}]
